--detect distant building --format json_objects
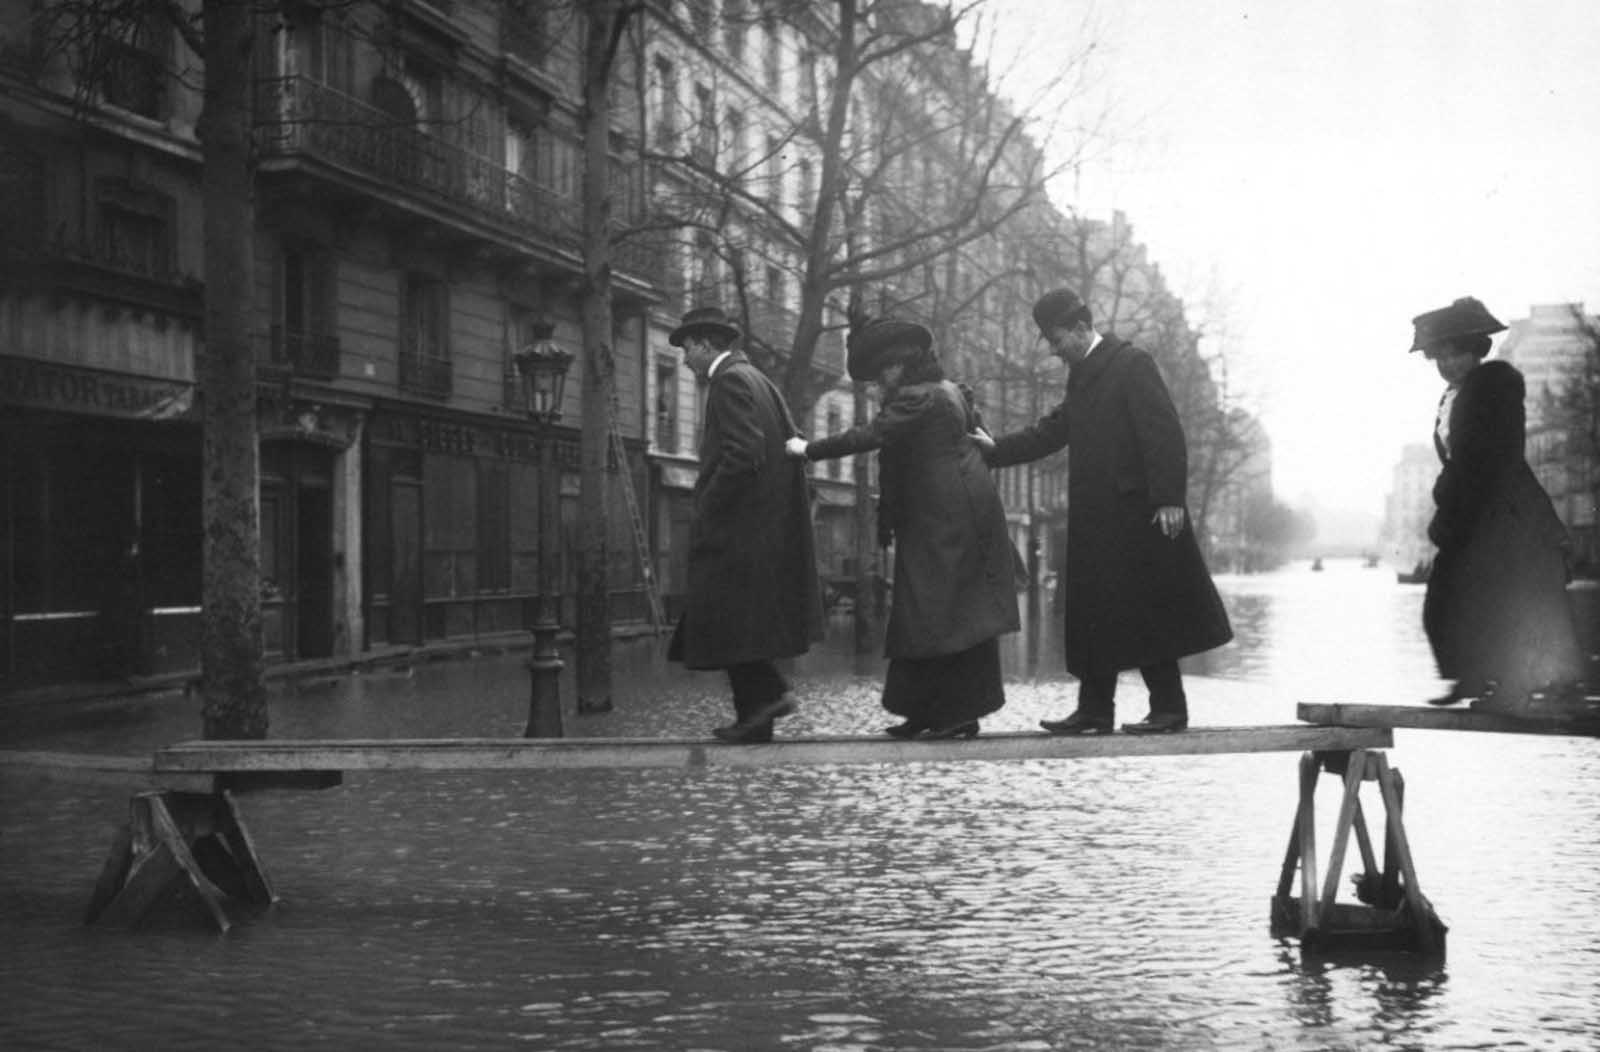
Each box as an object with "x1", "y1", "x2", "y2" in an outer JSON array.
[
  {"x1": 1498, "y1": 303, "x2": 1599, "y2": 569},
  {"x1": 1382, "y1": 443, "x2": 1436, "y2": 571}
]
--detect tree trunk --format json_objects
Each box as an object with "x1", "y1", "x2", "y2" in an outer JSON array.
[
  {"x1": 197, "y1": 0, "x2": 265, "y2": 739},
  {"x1": 575, "y1": 0, "x2": 619, "y2": 714}
]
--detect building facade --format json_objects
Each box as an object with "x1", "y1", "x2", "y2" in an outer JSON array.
[
  {"x1": 2, "y1": 0, "x2": 1254, "y2": 692},
  {"x1": 1498, "y1": 302, "x2": 1599, "y2": 569},
  {"x1": 1, "y1": 0, "x2": 662, "y2": 689}
]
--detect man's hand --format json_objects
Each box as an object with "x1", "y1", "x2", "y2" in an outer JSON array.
[
  {"x1": 970, "y1": 428, "x2": 995, "y2": 456},
  {"x1": 1152, "y1": 505, "x2": 1186, "y2": 539},
  {"x1": 785, "y1": 436, "x2": 810, "y2": 459}
]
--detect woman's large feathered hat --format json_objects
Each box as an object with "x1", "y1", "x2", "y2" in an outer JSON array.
[
  {"x1": 845, "y1": 316, "x2": 932, "y2": 381},
  {"x1": 1409, "y1": 296, "x2": 1506, "y2": 352}
]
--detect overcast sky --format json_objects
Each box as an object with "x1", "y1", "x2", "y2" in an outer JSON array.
[{"x1": 977, "y1": 0, "x2": 1600, "y2": 529}]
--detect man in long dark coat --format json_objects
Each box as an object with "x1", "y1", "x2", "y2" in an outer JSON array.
[
  {"x1": 666, "y1": 306, "x2": 825, "y2": 742},
  {"x1": 979, "y1": 289, "x2": 1232, "y2": 734}
]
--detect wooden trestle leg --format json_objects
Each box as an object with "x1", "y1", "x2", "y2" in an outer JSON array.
[
  {"x1": 1269, "y1": 749, "x2": 1446, "y2": 955},
  {"x1": 85, "y1": 790, "x2": 275, "y2": 933}
]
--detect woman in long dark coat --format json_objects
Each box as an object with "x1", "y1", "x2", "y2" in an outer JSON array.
[
  {"x1": 1411, "y1": 296, "x2": 1585, "y2": 710},
  {"x1": 790, "y1": 318, "x2": 1019, "y2": 739}
]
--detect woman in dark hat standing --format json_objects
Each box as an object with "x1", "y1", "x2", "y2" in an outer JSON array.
[
  {"x1": 786, "y1": 317, "x2": 1019, "y2": 738},
  {"x1": 1412, "y1": 296, "x2": 1585, "y2": 709}
]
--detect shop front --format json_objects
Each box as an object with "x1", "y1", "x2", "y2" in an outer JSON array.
[
  {"x1": 0, "y1": 356, "x2": 199, "y2": 686},
  {"x1": 363, "y1": 404, "x2": 578, "y2": 650}
]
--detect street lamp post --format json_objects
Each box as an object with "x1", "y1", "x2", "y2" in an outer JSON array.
[{"x1": 514, "y1": 321, "x2": 574, "y2": 738}]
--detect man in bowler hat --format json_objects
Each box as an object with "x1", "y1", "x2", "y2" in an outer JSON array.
[
  {"x1": 666, "y1": 306, "x2": 825, "y2": 742},
  {"x1": 976, "y1": 289, "x2": 1232, "y2": 734}
]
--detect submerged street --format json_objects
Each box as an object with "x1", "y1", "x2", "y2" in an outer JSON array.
[{"x1": 3, "y1": 561, "x2": 1598, "y2": 1051}]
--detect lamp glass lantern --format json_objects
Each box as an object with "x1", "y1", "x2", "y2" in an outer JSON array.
[{"x1": 515, "y1": 322, "x2": 574, "y2": 426}]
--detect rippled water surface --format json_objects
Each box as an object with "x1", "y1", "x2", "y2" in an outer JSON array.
[{"x1": 3, "y1": 561, "x2": 1598, "y2": 1050}]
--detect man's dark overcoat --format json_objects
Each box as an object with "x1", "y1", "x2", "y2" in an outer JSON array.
[
  {"x1": 1423, "y1": 359, "x2": 1583, "y2": 690},
  {"x1": 988, "y1": 336, "x2": 1232, "y2": 677},
  {"x1": 808, "y1": 379, "x2": 1019, "y2": 659},
  {"x1": 673, "y1": 353, "x2": 824, "y2": 669}
]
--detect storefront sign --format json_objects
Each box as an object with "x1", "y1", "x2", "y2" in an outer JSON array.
[
  {"x1": 371, "y1": 408, "x2": 578, "y2": 467},
  {"x1": 0, "y1": 355, "x2": 193, "y2": 420}
]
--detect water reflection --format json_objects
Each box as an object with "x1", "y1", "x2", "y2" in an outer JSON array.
[{"x1": 2, "y1": 561, "x2": 1598, "y2": 1051}]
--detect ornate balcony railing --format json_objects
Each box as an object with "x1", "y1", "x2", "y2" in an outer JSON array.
[
  {"x1": 262, "y1": 325, "x2": 341, "y2": 380},
  {"x1": 255, "y1": 76, "x2": 663, "y2": 279},
  {"x1": 399, "y1": 345, "x2": 453, "y2": 399},
  {"x1": 255, "y1": 75, "x2": 572, "y2": 247},
  {"x1": 5, "y1": 230, "x2": 202, "y2": 319}
]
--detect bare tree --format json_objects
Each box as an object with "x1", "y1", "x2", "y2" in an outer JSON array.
[
  {"x1": 642, "y1": 0, "x2": 1094, "y2": 416},
  {"x1": 28, "y1": 0, "x2": 268, "y2": 737}
]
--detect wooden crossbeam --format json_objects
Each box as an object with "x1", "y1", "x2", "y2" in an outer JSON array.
[
  {"x1": 150, "y1": 726, "x2": 1393, "y2": 777},
  {"x1": 1300, "y1": 702, "x2": 1600, "y2": 737}
]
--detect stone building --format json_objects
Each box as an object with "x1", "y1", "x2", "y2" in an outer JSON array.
[{"x1": 0, "y1": 0, "x2": 661, "y2": 688}]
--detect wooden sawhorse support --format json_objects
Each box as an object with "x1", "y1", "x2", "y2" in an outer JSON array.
[
  {"x1": 84, "y1": 788, "x2": 276, "y2": 933},
  {"x1": 1270, "y1": 748, "x2": 1446, "y2": 955}
]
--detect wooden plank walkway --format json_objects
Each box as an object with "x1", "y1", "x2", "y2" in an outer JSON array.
[
  {"x1": 1300, "y1": 702, "x2": 1600, "y2": 738},
  {"x1": 87, "y1": 725, "x2": 1451, "y2": 949},
  {"x1": 151, "y1": 725, "x2": 1393, "y2": 777}
]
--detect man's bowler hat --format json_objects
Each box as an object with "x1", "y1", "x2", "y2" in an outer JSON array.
[
  {"x1": 1032, "y1": 288, "x2": 1092, "y2": 332},
  {"x1": 669, "y1": 306, "x2": 742, "y2": 347},
  {"x1": 846, "y1": 317, "x2": 933, "y2": 381},
  {"x1": 1409, "y1": 296, "x2": 1507, "y2": 352}
]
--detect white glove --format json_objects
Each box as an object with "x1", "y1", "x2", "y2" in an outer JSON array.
[
  {"x1": 785, "y1": 436, "x2": 810, "y2": 459},
  {"x1": 970, "y1": 427, "x2": 995, "y2": 454}
]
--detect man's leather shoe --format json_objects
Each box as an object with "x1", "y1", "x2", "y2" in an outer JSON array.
[
  {"x1": 1122, "y1": 713, "x2": 1188, "y2": 734},
  {"x1": 712, "y1": 721, "x2": 774, "y2": 744},
  {"x1": 1040, "y1": 711, "x2": 1114, "y2": 736},
  {"x1": 883, "y1": 721, "x2": 924, "y2": 739}
]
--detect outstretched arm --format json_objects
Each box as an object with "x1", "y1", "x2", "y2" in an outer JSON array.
[{"x1": 987, "y1": 397, "x2": 1070, "y2": 467}]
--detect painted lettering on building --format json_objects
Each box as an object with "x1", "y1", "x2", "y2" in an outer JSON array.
[{"x1": 0, "y1": 355, "x2": 193, "y2": 419}]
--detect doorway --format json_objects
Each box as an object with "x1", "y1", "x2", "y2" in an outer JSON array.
[{"x1": 261, "y1": 442, "x2": 336, "y2": 662}]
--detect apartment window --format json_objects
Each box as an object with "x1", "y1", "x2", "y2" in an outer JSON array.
[
  {"x1": 278, "y1": 244, "x2": 339, "y2": 378},
  {"x1": 400, "y1": 273, "x2": 451, "y2": 398},
  {"x1": 689, "y1": 0, "x2": 713, "y2": 36},
  {"x1": 825, "y1": 405, "x2": 843, "y2": 479},
  {"x1": 796, "y1": 157, "x2": 814, "y2": 226},
  {"x1": 96, "y1": 181, "x2": 174, "y2": 278},
  {"x1": 724, "y1": 0, "x2": 746, "y2": 63},
  {"x1": 98, "y1": 13, "x2": 168, "y2": 119},
  {"x1": 693, "y1": 83, "x2": 715, "y2": 165},
  {"x1": 656, "y1": 357, "x2": 680, "y2": 454},
  {"x1": 692, "y1": 230, "x2": 720, "y2": 305},
  {"x1": 654, "y1": 55, "x2": 678, "y2": 151},
  {"x1": 505, "y1": 0, "x2": 549, "y2": 67},
  {"x1": 764, "y1": 133, "x2": 782, "y2": 208},
  {"x1": 726, "y1": 107, "x2": 745, "y2": 186},
  {"x1": 762, "y1": 15, "x2": 781, "y2": 92},
  {"x1": 798, "y1": 49, "x2": 817, "y2": 114},
  {"x1": 0, "y1": 146, "x2": 45, "y2": 255},
  {"x1": 307, "y1": 17, "x2": 356, "y2": 93},
  {"x1": 764, "y1": 264, "x2": 784, "y2": 312}
]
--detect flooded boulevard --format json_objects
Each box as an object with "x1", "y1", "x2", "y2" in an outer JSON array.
[{"x1": 2, "y1": 560, "x2": 1598, "y2": 1050}]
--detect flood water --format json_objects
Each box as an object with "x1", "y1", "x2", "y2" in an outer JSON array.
[{"x1": 3, "y1": 559, "x2": 1598, "y2": 1051}]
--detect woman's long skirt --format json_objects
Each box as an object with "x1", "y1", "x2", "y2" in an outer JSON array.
[{"x1": 881, "y1": 637, "x2": 1006, "y2": 729}]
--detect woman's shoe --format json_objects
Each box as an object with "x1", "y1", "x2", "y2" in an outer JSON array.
[
  {"x1": 920, "y1": 721, "x2": 980, "y2": 740},
  {"x1": 883, "y1": 721, "x2": 924, "y2": 739},
  {"x1": 1426, "y1": 680, "x2": 1488, "y2": 706}
]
